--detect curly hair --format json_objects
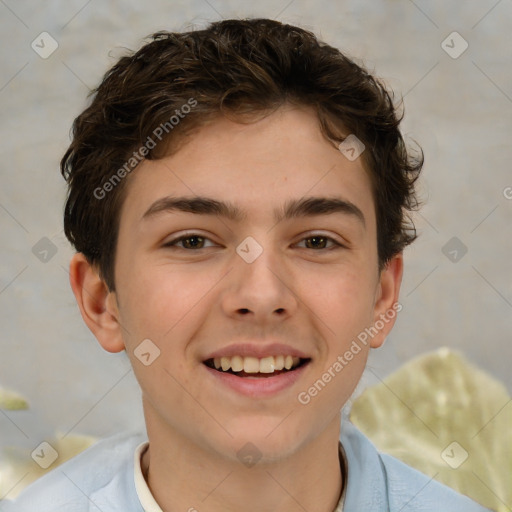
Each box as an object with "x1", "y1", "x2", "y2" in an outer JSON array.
[{"x1": 61, "y1": 18, "x2": 423, "y2": 291}]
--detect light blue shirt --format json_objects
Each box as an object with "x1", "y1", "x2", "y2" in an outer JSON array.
[{"x1": 6, "y1": 421, "x2": 493, "y2": 512}]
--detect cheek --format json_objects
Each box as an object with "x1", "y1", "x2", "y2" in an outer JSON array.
[
  {"x1": 307, "y1": 265, "x2": 376, "y2": 395},
  {"x1": 315, "y1": 265, "x2": 376, "y2": 329},
  {"x1": 118, "y1": 262, "x2": 218, "y2": 346}
]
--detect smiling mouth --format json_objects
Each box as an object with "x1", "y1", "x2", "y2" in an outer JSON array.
[{"x1": 203, "y1": 356, "x2": 311, "y2": 378}]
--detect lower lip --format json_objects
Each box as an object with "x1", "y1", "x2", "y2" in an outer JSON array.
[{"x1": 203, "y1": 362, "x2": 310, "y2": 397}]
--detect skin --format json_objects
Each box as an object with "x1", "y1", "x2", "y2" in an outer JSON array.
[{"x1": 69, "y1": 105, "x2": 403, "y2": 512}]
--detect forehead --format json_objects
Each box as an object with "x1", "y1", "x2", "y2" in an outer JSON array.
[{"x1": 118, "y1": 106, "x2": 376, "y2": 231}]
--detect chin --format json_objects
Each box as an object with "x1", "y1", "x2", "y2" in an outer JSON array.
[{"x1": 215, "y1": 419, "x2": 309, "y2": 464}]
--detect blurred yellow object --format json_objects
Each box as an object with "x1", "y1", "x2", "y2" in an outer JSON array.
[
  {"x1": 0, "y1": 387, "x2": 29, "y2": 410},
  {"x1": 1, "y1": 433, "x2": 97, "y2": 499},
  {"x1": 350, "y1": 348, "x2": 511, "y2": 512}
]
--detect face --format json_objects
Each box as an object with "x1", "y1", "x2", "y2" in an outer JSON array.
[{"x1": 103, "y1": 105, "x2": 401, "y2": 463}]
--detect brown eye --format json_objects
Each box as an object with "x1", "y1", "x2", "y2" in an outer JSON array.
[
  {"x1": 164, "y1": 234, "x2": 216, "y2": 250},
  {"x1": 180, "y1": 236, "x2": 205, "y2": 249},
  {"x1": 297, "y1": 235, "x2": 343, "y2": 250}
]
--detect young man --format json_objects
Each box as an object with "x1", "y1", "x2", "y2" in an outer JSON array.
[{"x1": 10, "y1": 18, "x2": 491, "y2": 512}]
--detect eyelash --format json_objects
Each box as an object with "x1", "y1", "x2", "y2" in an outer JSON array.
[{"x1": 163, "y1": 233, "x2": 344, "y2": 251}]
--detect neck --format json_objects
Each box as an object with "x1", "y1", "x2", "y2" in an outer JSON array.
[{"x1": 141, "y1": 407, "x2": 344, "y2": 512}]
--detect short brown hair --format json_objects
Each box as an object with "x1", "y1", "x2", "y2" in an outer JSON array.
[{"x1": 62, "y1": 18, "x2": 423, "y2": 291}]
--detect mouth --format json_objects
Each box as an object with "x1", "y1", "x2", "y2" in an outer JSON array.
[{"x1": 203, "y1": 355, "x2": 311, "y2": 378}]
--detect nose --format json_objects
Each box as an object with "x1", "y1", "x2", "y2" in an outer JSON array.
[{"x1": 220, "y1": 237, "x2": 299, "y2": 323}]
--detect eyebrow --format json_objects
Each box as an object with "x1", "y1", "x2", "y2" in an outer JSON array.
[{"x1": 141, "y1": 195, "x2": 366, "y2": 227}]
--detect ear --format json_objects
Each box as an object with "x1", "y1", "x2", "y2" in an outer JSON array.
[
  {"x1": 68, "y1": 253, "x2": 125, "y2": 353},
  {"x1": 369, "y1": 252, "x2": 404, "y2": 349}
]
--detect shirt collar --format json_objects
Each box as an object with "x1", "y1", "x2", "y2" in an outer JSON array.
[
  {"x1": 134, "y1": 442, "x2": 163, "y2": 512},
  {"x1": 134, "y1": 441, "x2": 346, "y2": 512}
]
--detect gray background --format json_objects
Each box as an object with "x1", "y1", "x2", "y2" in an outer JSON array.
[{"x1": 1, "y1": 0, "x2": 511, "y2": 458}]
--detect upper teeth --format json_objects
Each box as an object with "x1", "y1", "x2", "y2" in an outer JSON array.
[{"x1": 213, "y1": 355, "x2": 300, "y2": 373}]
